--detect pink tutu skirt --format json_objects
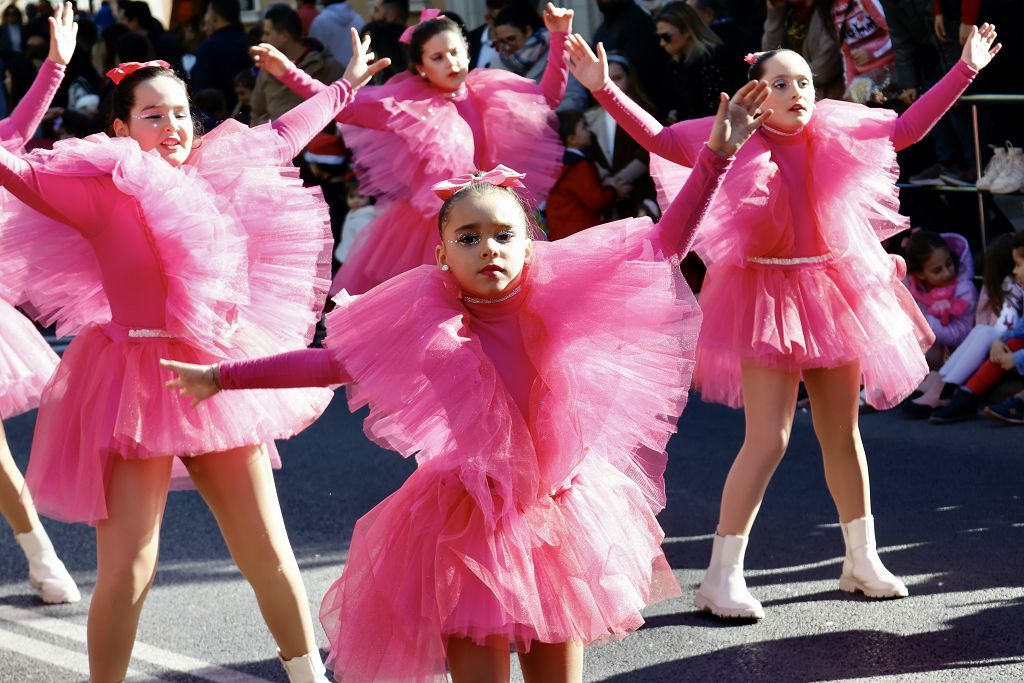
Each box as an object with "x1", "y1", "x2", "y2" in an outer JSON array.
[
  {"x1": 320, "y1": 456, "x2": 679, "y2": 683},
  {"x1": 25, "y1": 323, "x2": 333, "y2": 524},
  {"x1": 695, "y1": 255, "x2": 932, "y2": 409},
  {"x1": 0, "y1": 301, "x2": 58, "y2": 419},
  {"x1": 331, "y1": 200, "x2": 438, "y2": 296}
]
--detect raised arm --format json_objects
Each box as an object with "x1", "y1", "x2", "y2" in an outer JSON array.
[
  {"x1": 162, "y1": 349, "x2": 351, "y2": 407},
  {"x1": 891, "y1": 23, "x2": 999, "y2": 151},
  {"x1": 538, "y1": 4, "x2": 573, "y2": 108},
  {"x1": 0, "y1": 60, "x2": 65, "y2": 148},
  {"x1": 565, "y1": 34, "x2": 692, "y2": 165},
  {"x1": 267, "y1": 29, "x2": 392, "y2": 160},
  {"x1": 656, "y1": 83, "x2": 769, "y2": 257}
]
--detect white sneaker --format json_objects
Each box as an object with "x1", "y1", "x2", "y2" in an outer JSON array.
[
  {"x1": 975, "y1": 144, "x2": 1008, "y2": 191},
  {"x1": 990, "y1": 146, "x2": 1024, "y2": 194},
  {"x1": 693, "y1": 534, "x2": 765, "y2": 619},
  {"x1": 15, "y1": 526, "x2": 81, "y2": 604},
  {"x1": 838, "y1": 515, "x2": 908, "y2": 599}
]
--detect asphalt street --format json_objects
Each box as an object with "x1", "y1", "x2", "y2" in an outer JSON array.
[{"x1": 1, "y1": 388, "x2": 1021, "y2": 682}]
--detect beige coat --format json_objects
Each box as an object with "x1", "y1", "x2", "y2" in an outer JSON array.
[{"x1": 250, "y1": 48, "x2": 345, "y2": 126}]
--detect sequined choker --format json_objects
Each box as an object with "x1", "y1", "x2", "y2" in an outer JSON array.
[
  {"x1": 463, "y1": 284, "x2": 522, "y2": 305},
  {"x1": 761, "y1": 123, "x2": 803, "y2": 137}
]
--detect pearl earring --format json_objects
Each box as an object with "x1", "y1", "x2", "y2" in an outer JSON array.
[
  {"x1": 420, "y1": 72, "x2": 428, "y2": 80},
  {"x1": 440, "y1": 264, "x2": 450, "y2": 271}
]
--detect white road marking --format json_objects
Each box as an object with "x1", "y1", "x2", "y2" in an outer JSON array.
[
  {"x1": 0, "y1": 626, "x2": 162, "y2": 681},
  {"x1": 0, "y1": 605, "x2": 274, "y2": 683}
]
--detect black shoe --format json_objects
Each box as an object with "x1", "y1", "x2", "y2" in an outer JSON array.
[
  {"x1": 983, "y1": 396, "x2": 1024, "y2": 425},
  {"x1": 901, "y1": 400, "x2": 934, "y2": 419},
  {"x1": 909, "y1": 163, "x2": 955, "y2": 186},
  {"x1": 929, "y1": 389, "x2": 979, "y2": 424},
  {"x1": 939, "y1": 168, "x2": 977, "y2": 187}
]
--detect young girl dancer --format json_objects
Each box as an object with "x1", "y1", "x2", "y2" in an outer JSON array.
[
  {"x1": 0, "y1": 27, "x2": 390, "y2": 683},
  {"x1": 1, "y1": 2, "x2": 79, "y2": 605},
  {"x1": 250, "y1": 3, "x2": 573, "y2": 295},
  {"x1": 163, "y1": 81, "x2": 774, "y2": 682},
  {"x1": 565, "y1": 24, "x2": 1001, "y2": 619}
]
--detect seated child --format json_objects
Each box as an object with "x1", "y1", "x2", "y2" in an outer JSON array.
[{"x1": 932, "y1": 231, "x2": 1024, "y2": 423}]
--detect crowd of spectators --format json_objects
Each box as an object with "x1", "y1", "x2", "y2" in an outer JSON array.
[{"x1": 5, "y1": 0, "x2": 1022, "y2": 421}]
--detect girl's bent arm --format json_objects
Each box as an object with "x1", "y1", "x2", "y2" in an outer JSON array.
[
  {"x1": 890, "y1": 60, "x2": 976, "y2": 152},
  {"x1": 269, "y1": 78, "x2": 356, "y2": 162},
  {"x1": 218, "y1": 348, "x2": 351, "y2": 390},
  {"x1": 0, "y1": 60, "x2": 65, "y2": 147},
  {"x1": 0, "y1": 145, "x2": 103, "y2": 232},
  {"x1": 592, "y1": 81, "x2": 694, "y2": 166},
  {"x1": 656, "y1": 144, "x2": 731, "y2": 259}
]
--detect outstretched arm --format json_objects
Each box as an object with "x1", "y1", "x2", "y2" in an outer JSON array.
[
  {"x1": 162, "y1": 349, "x2": 351, "y2": 408},
  {"x1": 0, "y1": 3, "x2": 76, "y2": 146},
  {"x1": 268, "y1": 29, "x2": 391, "y2": 160},
  {"x1": 565, "y1": 34, "x2": 691, "y2": 165},
  {"x1": 891, "y1": 23, "x2": 999, "y2": 151},
  {"x1": 657, "y1": 82, "x2": 771, "y2": 257},
  {"x1": 539, "y1": 3, "x2": 572, "y2": 108}
]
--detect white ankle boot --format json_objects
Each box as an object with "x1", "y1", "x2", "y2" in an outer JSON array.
[
  {"x1": 991, "y1": 146, "x2": 1024, "y2": 194},
  {"x1": 839, "y1": 515, "x2": 908, "y2": 599},
  {"x1": 14, "y1": 526, "x2": 81, "y2": 604},
  {"x1": 280, "y1": 649, "x2": 330, "y2": 683},
  {"x1": 693, "y1": 534, "x2": 765, "y2": 619}
]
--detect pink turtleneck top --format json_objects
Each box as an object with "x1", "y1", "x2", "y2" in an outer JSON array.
[
  {"x1": 0, "y1": 78, "x2": 354, "y2": 331},
  {"x1": 276, "y1": 32, "x2": 568, "y2": 169},
  {"x1": 218, "y1": 144, "x2": 732, "y2": 413},
  {"x1": 593, "y1": 59, "x2": 977, "y2": 260}
]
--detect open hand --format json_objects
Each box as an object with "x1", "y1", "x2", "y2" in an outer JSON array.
[
  {"x1": 543, "y1": 3, "x2": 573, "y2": 34},
  {"x1": 343, "y1": 28, "x2": 392, "y2": 91},
  {"x1": 47, "y1": 2, "x2": 77, "y2": 66},
  {"x1": 161, "y1": 359, "x2": 221, "y2": 409},
  {"x1": 960, "y1": 23, "x2": 1001, "y2": 71},
  {"x1": 250, "y1": 42, "x2": 292, "y2": 79},
  {"x1": 707, "y1": 80, "x2": 772, "y2": 158},
  {"x1": 563, "y1": 34, "x2": 607, "y2": 92}
]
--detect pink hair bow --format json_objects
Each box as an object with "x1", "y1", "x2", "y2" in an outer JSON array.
[
  {"x1": 106, "y1": 60, "x2": 172, "y2": 85},
  {"x1": 431, "y1": 165, "x2": 527, "y2": 200},
  {"x1": 743, "y1": 52, "x2": 764, "y2": 66},
  {"x1": 399, "y1": 8, "x2": 443, "y2": 44}
]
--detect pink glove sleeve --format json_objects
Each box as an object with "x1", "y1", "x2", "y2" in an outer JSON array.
[
  {"x1": 0, "y1": 144, "x2": 105, "y2": 233},
  {"x1": 0, "y1": 60, "x2": 65, "y2": 149},
  {"x1": 218, "y1": 348, "x2": 351, "y2": 390},
  {"x1": 656, "y1": 144, "x2": 732, "y2": 259},
  {"x1": 269, "y1": 78, "x2": 355, "y2": 161},
  {"x1": 540, "y1": 32, "x2": 569, "y2": 109},
  {"x1": 891, "y1": 60, "x2": 976, "y2": 151}
]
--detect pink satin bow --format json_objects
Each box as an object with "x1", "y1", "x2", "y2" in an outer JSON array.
[
  {"x1": 743, "y1": 52, "x2": 765, "y2": 66},
  {"x1": 399, "y1": 8, "x2": 442, "y2": 44},
  {"x1": 106, "y1": 60, "x2": 172, "y2": 85},
  {"x1": 431, "y1": 165, "x2": 527, "y2": 200}
]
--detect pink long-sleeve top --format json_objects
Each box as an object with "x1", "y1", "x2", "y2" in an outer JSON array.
[
  {"x1": 276, "y1": 32, "x2": 568, "y2": 167},
  {"x1": 0, "y1": 79, "x2": 354, "y2": 331},
  {"x1": 219, "y1": 144, "x2": 731, "y2": 411},
  {"x1": 593, "y1": 59, "x2": 977, "y2": 260},
  {"x1": 0, "y1": 59, "x2": 65, "y2": 150}
]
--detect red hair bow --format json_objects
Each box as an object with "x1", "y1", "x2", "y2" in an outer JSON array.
[
  {"x1": 399, "y1": 8, "x2": 442, "y2": 44},
  {"x1": 431, "y1": 165, "x2": 527, "y2": 200},
  {"x1": 106, "y1": 60, "x2": 172, "y2": 85}
]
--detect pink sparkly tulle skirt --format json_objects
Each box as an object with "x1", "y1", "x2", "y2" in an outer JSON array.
[
  {"x1": 25, "y1": 323, "x2": 332, "y2": 525},
  {"x1": 0, "y1": 301, "x2": 58, "y2": 420},
  {"x1": 694, "y1": 255, "x2": 932, "y2": 409}
]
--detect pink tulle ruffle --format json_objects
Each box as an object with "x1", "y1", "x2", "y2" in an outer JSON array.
[{"x1": 0, "y1": 301, "x2": 58, "y2": 419}]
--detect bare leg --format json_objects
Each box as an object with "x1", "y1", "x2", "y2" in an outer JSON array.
[
  {"x1": 717, "y1": 362, "x2": 801, "y2": 536},
  {"x1": 183, "y1": 446, "x2": 316, "y2": 660},
  {"x1": 803, "y1": 362, "x2": 869, "y2": 523},
  {"x1": 0, "y1": 421, "x2": 39, "y2": 534},
  {"x1": 89, "y1": 455, "x2": 173, "y2": 683},
  {"x1": 518, "y1": 640, "x2": 583, "y2": 683},
  {"x1": 446, "y1": 635, "x2": 510, "y2": 683}
]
